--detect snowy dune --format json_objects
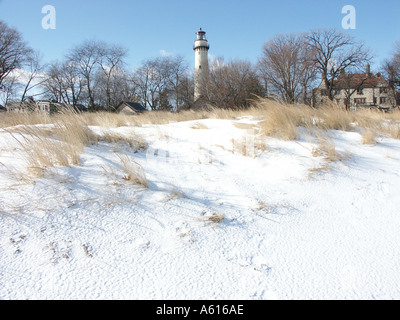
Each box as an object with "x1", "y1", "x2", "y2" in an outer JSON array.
[{"x1": 1, "y1": 117, "x2": 400, "y2": 299}]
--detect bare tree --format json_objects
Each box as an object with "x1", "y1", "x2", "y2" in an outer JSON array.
[
  {"x1": 45, "y1": 60, "x2": 86, "y2": 107},
  {"x1": 164, "y1": 55, "x2": 189, "y2": 111},
  {"x1": 98, "y1": 44, "x2": 128, "y2": 110},
  {"x1": 62, "y1": 61, "x2": 87, "y2": 107},
  {"x1": 44, "y1": 61, "x2": 64, "y2": 103},
  {"x1": 20, "y1": 50, "x2": 47, "y2": 102},
  {"x1": 0, "y1": 21, "x2": 31, "y2": 89},
  {"x1": 67, "y1": 40, "x2": 105, "y2": 110},
  {"x1": 97, "y1": 65, "x2": 131, "y2": 109},
  {"x1": 51, "y1": 41, "x2": 129, "y2": 110},
  {"x1": 298, "y1": 42, "x2": 318, "y2": 105},
  {"x1": 0, "y1": 73, "x2": 19, "y2": 106},
  {"x1": 131, "y1": 58, "x2": 164, "y2": 110},
  {"x1": 176, "y1": 73, "x2": 194, "y2": 110},
  {"x1": 130, "y1": 55, "x2": 189, "y2": 111},
  {"x1": 258, "y1": 33, "x2": 317, "y2": 104},
  {"x1": 382, "y1": 41, "x2": 400, "y2": 106},
  {"x1": 209, "y1": 57, "x2": 263, "y2": 108},
  {"x1": 306, "y1": 28, "x2": 372, "y2": 101}
]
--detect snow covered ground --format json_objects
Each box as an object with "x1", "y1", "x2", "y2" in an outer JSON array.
[{"x1": 1, "y1": 117, "x2": 400, "y2": 300}]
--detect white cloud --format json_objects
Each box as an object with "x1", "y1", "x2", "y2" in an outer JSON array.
[{"x1": 159, "y1": 49, "x2": 172, "y2": 57}]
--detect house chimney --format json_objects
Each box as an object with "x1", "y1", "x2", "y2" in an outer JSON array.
[{"x1": 366, "y1": 63, "x2": 371, "y2": 75}]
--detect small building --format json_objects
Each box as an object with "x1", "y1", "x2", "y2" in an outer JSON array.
[
  {"x1": 312, "y1": 64, "x2": 396, "y2": 111},
  {"x1": 37, "y1": 100, "x2": 61, "y2": 113},
  {"x1": 116, "y1": 101, "x2": 147, "y2": 114},
  {"x1": 6, "y1": 100, "x2": 38, "y2": 113},
  {"x1": 6, "y1": 100, "x2": 76, "y2": 114}
]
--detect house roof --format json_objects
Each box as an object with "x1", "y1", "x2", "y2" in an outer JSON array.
[
  {"x1": 333, "y1": 73, "x2": 387, "y2": 89},
  {"x1": 118, "y1": 101, "x2": 147, "y2": 113}
]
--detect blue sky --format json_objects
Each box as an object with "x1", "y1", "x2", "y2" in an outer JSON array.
[{"x1": 0, "y1": 0, "x2": 399, "y2": 71}]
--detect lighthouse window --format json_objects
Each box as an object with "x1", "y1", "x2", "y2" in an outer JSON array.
[{"x1": 199, "y1": 65, "x2": 202, "y2": 69}]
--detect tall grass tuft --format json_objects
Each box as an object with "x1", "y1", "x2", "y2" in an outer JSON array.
[
  {"x1": 116, "y1": 153, "x2": 148, "y2": 188},
  {"x1": 6, "y1": 111, "x2": 97, "y2": 178},
  {"x1": 97, "y1": 131, "x2": 147, "y2": 152},
  {"x1": 361, "y1": 128, "x2": 377, "y2": 145},
  {"x1": 254, "y1": 100, "x2": 311, "y2": 140},
  {"x1": 315, "y1": 103, "x2": 354, "y2": 131}
]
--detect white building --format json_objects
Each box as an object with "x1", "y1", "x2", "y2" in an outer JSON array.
[
  {"x1": 193, "y1": 28, "x2": 210, "y2": 101},
  {"x1": 6, "y1": 99, "x2": 81, "y2": 114}
]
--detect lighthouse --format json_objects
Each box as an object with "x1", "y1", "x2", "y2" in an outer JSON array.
[{"x1": 193, "y1": 28, "x2": 210, "y2": 101}]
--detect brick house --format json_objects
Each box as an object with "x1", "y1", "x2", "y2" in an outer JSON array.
[{"x1": 312, "y1": 65, "x2": 396, "y2": 111}]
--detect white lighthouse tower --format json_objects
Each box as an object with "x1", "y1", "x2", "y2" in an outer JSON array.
[{"x1": 193, "y1": 28, "x2": 210, "y2": 101}]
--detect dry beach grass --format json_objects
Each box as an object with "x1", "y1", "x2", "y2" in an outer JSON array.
[{"x1": 2, "y1": 98, "x2": 400, "y2": 180}]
